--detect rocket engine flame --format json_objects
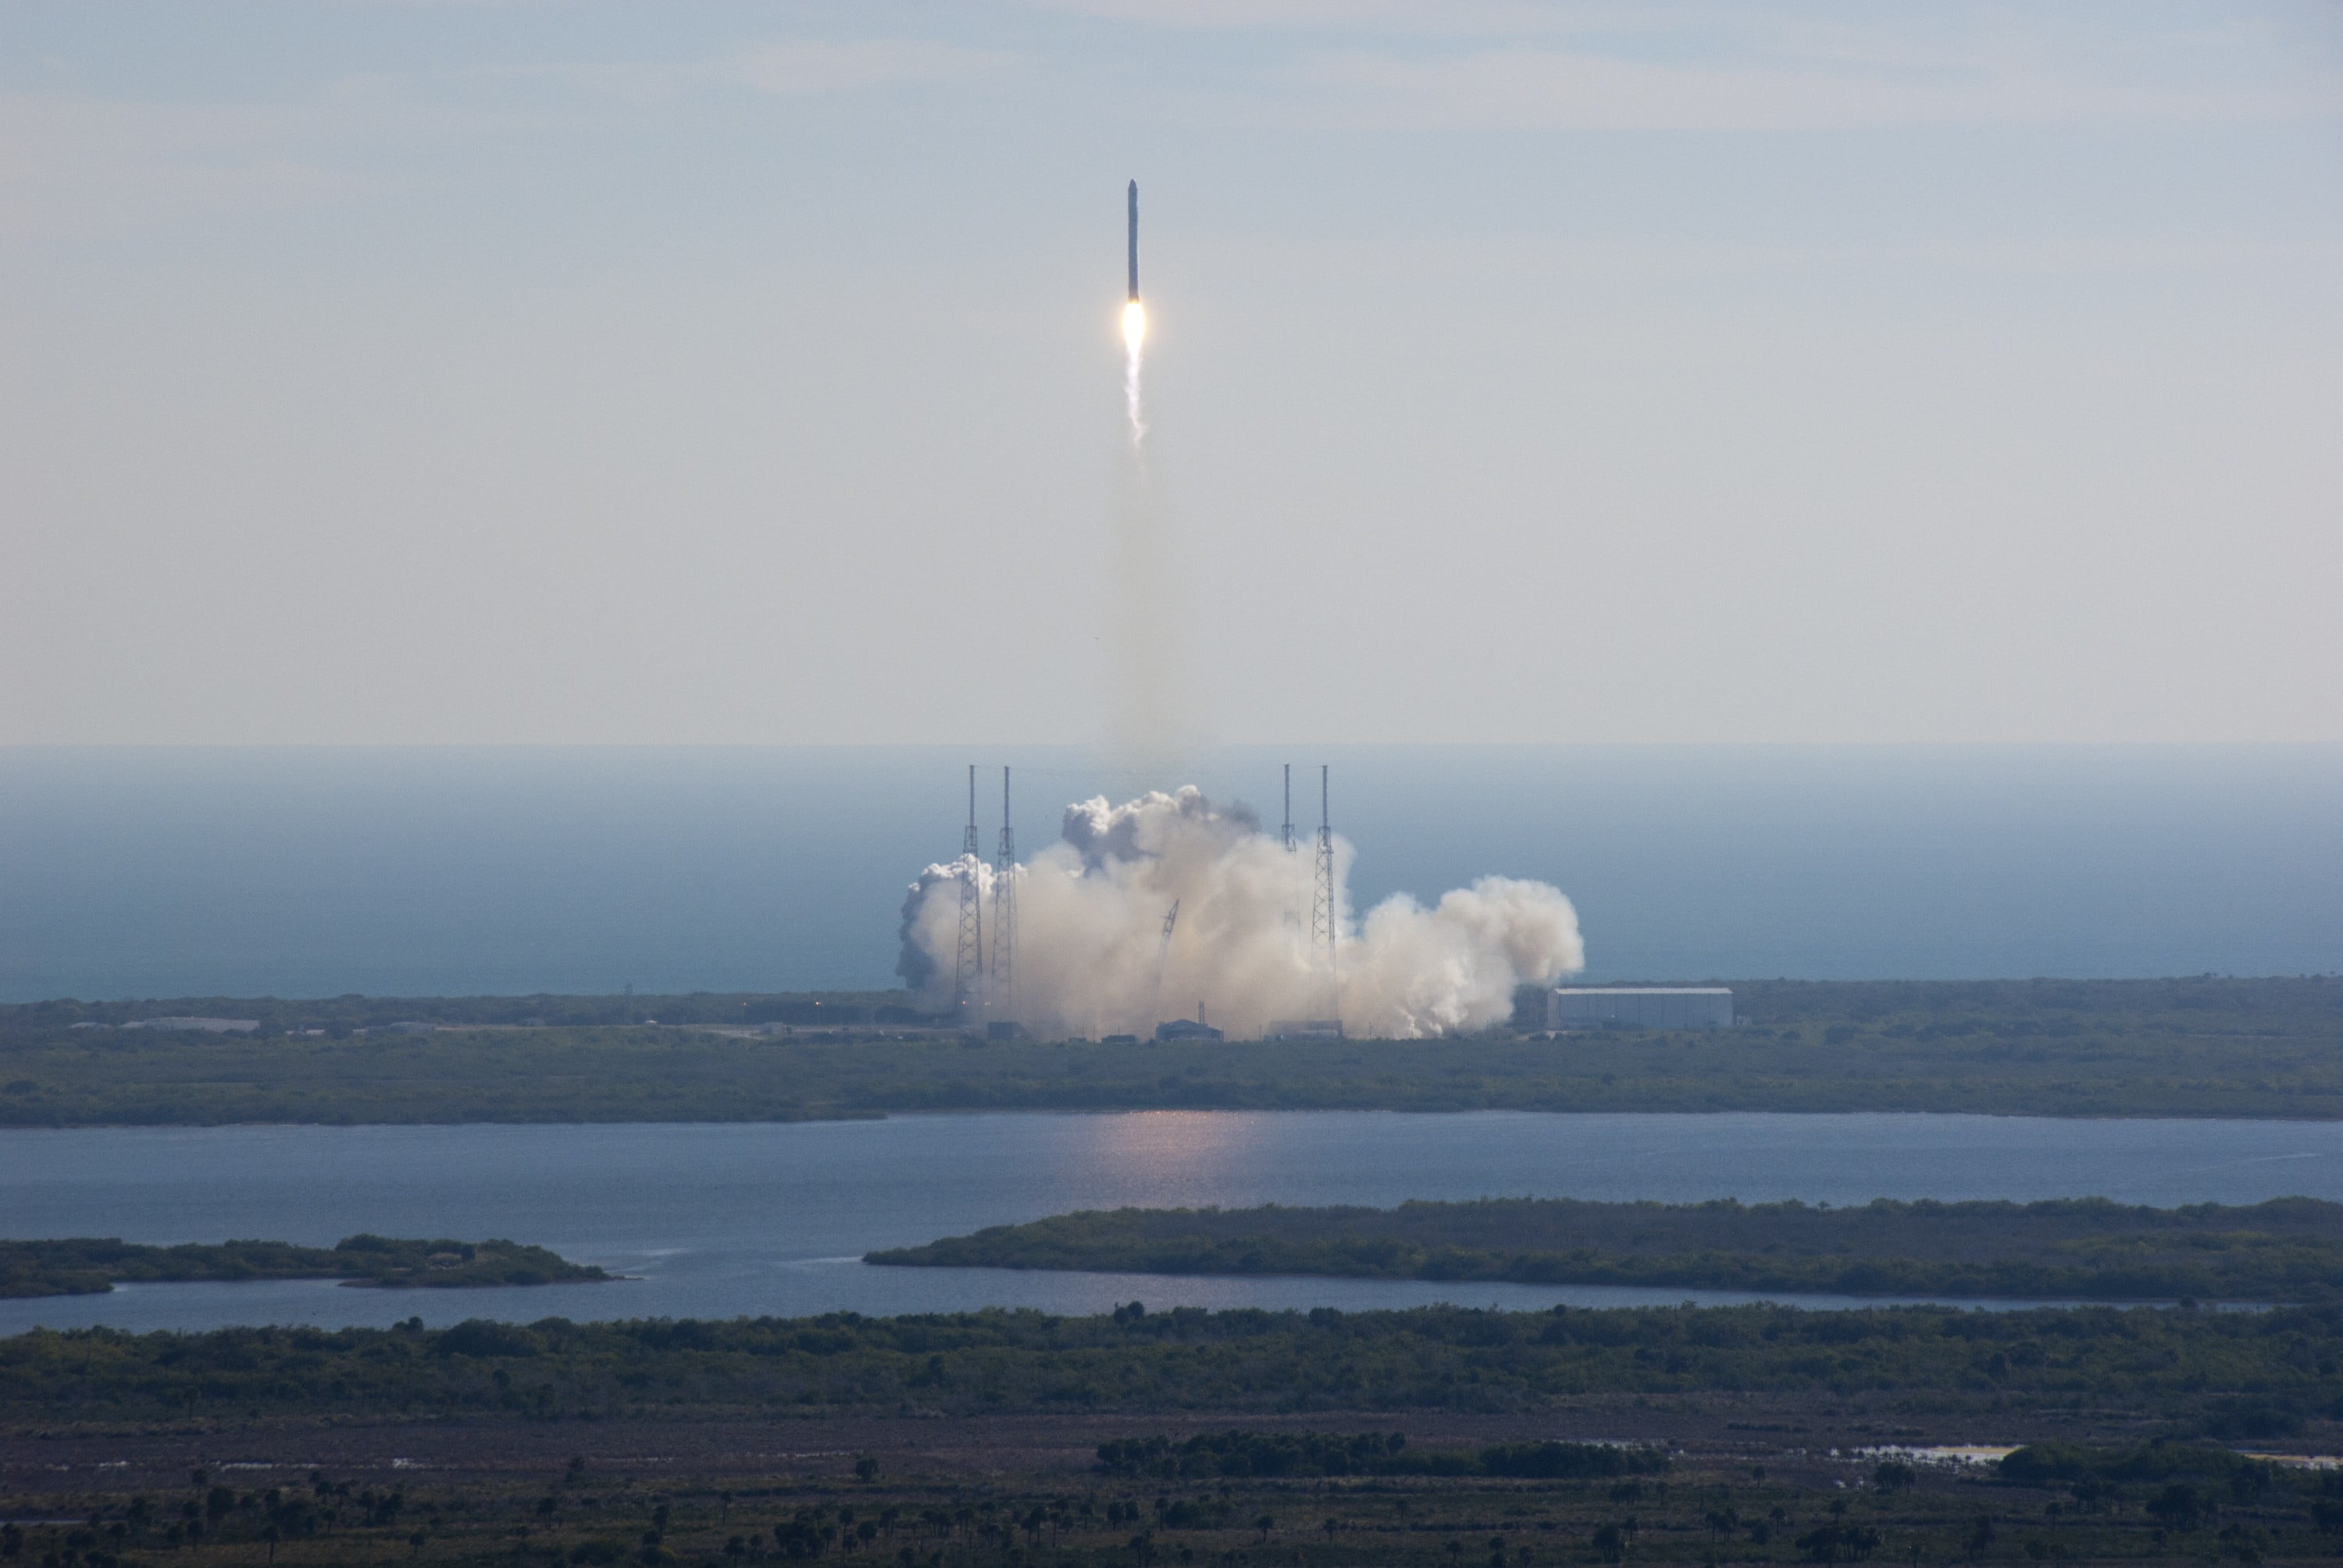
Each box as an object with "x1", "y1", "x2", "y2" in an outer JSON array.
[
  {"x1": 1121, "y1": 300, "x2": 1147, "y2": 445},
  {"x1": 897, "y1": 786, "x2": 1585, "y2": 1039}
]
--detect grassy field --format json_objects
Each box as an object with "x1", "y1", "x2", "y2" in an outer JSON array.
[
  {"x1": 8, "y1": 1430, "x2": 2337, "y2": 1567},
  {"x1": 0, "y1": 977, "x2": 2338, "y2": 1124},
  {"x1": 6, "y1": 1305, "x2": 2343, "y2": 1563},
  {"x1": 0, "y1": 1235, "x2": 608, "y2": 1298},
  {"x1": 867, "y1": 1196, "x2": 2343, "y2": 1303}
]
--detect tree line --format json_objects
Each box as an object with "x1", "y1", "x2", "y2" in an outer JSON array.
[
  {"x1": 0, "y1": 1234, "x2": 608, "y2": 1298},
  {"x1": 2, "y1": 1300, "x2": 2337, "y2": 1438},
  {"x1": 868, "y1": 1196, "x2": 2343, "y2": 1303}
]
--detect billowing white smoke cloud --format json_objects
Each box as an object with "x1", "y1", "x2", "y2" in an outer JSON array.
[{"x1": 897, "y1": 787, "x2": 1584, "y2": 1040}]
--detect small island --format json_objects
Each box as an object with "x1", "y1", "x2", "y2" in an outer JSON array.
[
  {"x1": 0, "y1": 1234, "x2": 611, "y2": 1297},
  {"x1": 868, "y1": 1195, "x2": 2343, "y2": 1303}
]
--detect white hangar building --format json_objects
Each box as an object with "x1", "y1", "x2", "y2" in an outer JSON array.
[{"x1": 1547, "y1": 986, "x2": 1735, "y2": 1031}]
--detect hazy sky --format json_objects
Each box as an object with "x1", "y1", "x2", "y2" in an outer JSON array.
[{"x1": 2, "y1": 2, "x2": 2338, "y2": 746}]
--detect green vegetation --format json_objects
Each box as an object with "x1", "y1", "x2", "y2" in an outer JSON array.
[
  {"x1": 0, "y1": 1235, "x2": 608, "y2": 1297},
  {"x1": 19, "y1": 1434, "x2": 2343, "y2": 1568},
  {"x1": 5, "y1": 1300, "x2": 2342, "y2": 1438},
  {"x1": 9, "y1": 1300, "x2": 2343, "y2": 1563},
  {"x1": 1998, "y1": 1438, "x2": 2290, "y2": 1491},
  {"x1": 870, "y1": 1196, "x2": 2343, "y2": 1303},
  {"x1": 0, "y1": 976, "x2": 2339, "y2": 1124}
]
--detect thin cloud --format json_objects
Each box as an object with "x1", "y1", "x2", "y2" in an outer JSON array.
[
  {"x1": 0, "y1": 37, "x2": 1015, "y2": 237},
  {"x1": 1274, "y1": 41, "x2": 2340, "y2": 130},
  {"x1": 513, "y1": 38, "x2": 1016, "y2": 104},
  {"x1": 1031, "y1": 0, "x2": 2340, "y2": 129},
  {"x1": 733, "y1": 38, "x2": 1013, "y2": 93},
  {"x1": 0, "y1": 92, "x2": 355, "y2": 237},
  {"x1": 1021, "y1": 0, "x2": 1622, "y2": 30},
  {"x1": 1196, "y1": 230, "x2": 2343, "y2": 291}
]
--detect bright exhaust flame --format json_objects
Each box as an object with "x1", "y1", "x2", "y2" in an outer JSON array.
[{"x1": 1121, "y1": 300, "x2": 1147, "y2": 444}]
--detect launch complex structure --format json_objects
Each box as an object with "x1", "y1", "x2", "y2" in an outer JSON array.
[
  {"x1": 941, "y1": 186, "x2": 1341, "y2": 1037},
  {"x1": 947, "y1": 764, "x2": 1343, "y2": 1038},
  {"x1": 952, "y1": 765, "x2": 1019, "y2": 1024}
]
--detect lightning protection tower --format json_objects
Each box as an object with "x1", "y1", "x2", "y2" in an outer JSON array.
[
  {"x1": 955, "y1": 764, "x2": 983, "y2": 1016},
  {"x1": 1311, "y1": 764, "x2": 1339, "y2": 1019},
  {"x1": 990, "y1": 766, "x2": 1016, "y2": 1017},
  {"x1": 1147, "y1": 900, "x2": 1180, "y2": 1033},
  {"x1": 1282, "y1": 762, "x2": 1303, "y2": 950}
]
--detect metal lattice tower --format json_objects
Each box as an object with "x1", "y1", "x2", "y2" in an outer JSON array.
[
  {"x1": 954, "y1": 764, "x2": 983, "y2": 1016},
  {"x1": 990, "y1": 766, "x2": 1016, "y2": 1017},
  {"x1": 1282, "y1": 762, "x2": 1303, "y2": 951},
  {"x1": 1311, "y1": 764, "x2": 1339, "y2": 1019},
  {"x1": 1147, "y1": 900, "x2": 1180, "y2": 1033}
]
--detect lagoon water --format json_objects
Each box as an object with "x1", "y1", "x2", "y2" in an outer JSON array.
[{"x1": 2, "y1": 1110, "x2": 2339, "y2": 1335}]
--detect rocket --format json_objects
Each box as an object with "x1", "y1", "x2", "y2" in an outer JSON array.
[{"x1": 1119, "y1": 180, "x2": 1147, "y2": 436}]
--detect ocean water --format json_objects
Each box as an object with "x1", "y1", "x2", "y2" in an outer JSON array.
[
  {"x1": 0, "y1": 1110, "x2": 2335, "y2": 1334},
  {"x1": 0, "y1": 744, "x2": 2336, "y2": 1002}
]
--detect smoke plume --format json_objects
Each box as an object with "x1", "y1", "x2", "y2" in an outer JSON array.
[
  {"x1": 1122, "y1": 301, "x2": 1147, "y2": 448},
  {"x1": 1108, "y1": 301, "x2": 1185, "y2": 776},
  {"x1": 897, "y1": 786, "x2": 1584, "y2": 1039}
]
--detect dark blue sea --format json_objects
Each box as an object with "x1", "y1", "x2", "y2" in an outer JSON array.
[{"x1": 1, "y1": 744, "x2": 2335, "y2": 1002}]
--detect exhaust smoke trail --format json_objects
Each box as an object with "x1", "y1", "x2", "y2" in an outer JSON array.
[
  {"x1": 1107, "y1": 179, "x2": 1181, "y2": 773},
  {"x1": 1122, "y1": 300, "x2": 1147, "y2": 447},
  {"x1": 1107, "y1": 298, "x2": 1178, "y2": 775},
  {"x1": 1124, "y1": 177, "x2": 1145, "y2": 447},
  {"x1": 898, "y1": 787, "x2": 1585, "y2": 1040}
]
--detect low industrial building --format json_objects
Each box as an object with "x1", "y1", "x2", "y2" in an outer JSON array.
[{"x1": 1547, "y1": 987, "x2": 1734, "y2": 1031}]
